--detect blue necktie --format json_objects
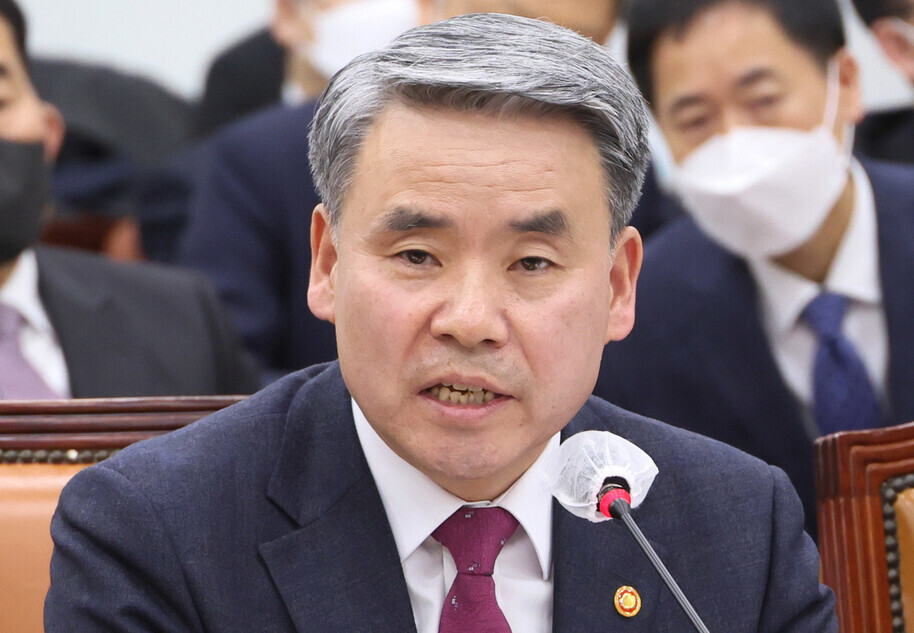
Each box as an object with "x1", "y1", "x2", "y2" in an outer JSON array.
[{"x1": 802, "y1": 292, "x2": 881, "y2": 435}]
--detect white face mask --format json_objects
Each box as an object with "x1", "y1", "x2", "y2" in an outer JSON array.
[
  {"x1": 890, "y1": 17, "x2": 914, "y2": 48},
  {"x1": 672, "y1": 62, "x2": 853, "y2": 259},
  {"x1": 303, "y1": 0, "x2": 419, "y2": 79}
]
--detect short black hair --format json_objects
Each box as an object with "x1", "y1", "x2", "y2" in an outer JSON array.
[
  {"x1": 850, "y1": 0, "x2": 914, "y2": 26},
  {"x1": 0, "y1": 0, "x2": 27, "y2": 68},
  {"x1": 626, "y1": 0, "x2": 846, "y2": 107}
]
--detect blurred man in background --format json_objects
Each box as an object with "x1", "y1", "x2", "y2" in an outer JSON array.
[
  {"x1": 197, "y1": 0, "x2": 420, "y2": 138},
  {"x1": 0, "y1": 0, "x2": 257, "y2": 399},
  {"x1": 851, "y1": 0, "x2": 914, "y2": 163},
  {"x1": 595, "y1": 0, "x2": 914, "y2": 538},
  {"x1": 181, "y1": 0, "x2": 625, "y2": 383}
]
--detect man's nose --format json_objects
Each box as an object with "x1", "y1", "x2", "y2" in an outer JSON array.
[
  {"x1": 430, "y1": 269, "x2": 509, "y2": 349},
  {"x1": 720, "y1": 108, "x2": 754, "y2": 134}
]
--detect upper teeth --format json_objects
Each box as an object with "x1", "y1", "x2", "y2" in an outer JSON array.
[{"x1": 430, "y1": 383, "x2": 497, "y2": 405}]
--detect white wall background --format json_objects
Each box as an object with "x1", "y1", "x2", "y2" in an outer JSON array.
[
  {"x1": 18, "y1": 0, "x2": 271, "y2": 100},
  {"x1": 16, "y1": 0, "x2": 914, "y2": 109}
]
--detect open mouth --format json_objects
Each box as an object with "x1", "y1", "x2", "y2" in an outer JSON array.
[{"x1": 425, "y1": 382, "x2": 503, "y2": 405}]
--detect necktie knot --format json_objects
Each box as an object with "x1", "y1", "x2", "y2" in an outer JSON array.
[
  {"x1": 433, "y1": 506, "x2": 519, "y2": 633},
  {"x1": 802, "y1": 291, "x2": 846, "y2": 340},
  {"x1": 433, "y1": 506, "x2": 518, "y2": 577}
]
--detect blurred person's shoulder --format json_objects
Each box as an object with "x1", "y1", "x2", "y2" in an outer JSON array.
[{"x1": 34, "y1": 244, "x2": 219, "y2": 297}]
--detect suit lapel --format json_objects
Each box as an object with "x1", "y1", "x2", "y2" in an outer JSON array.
[
  {"x1": 868, "y1": 162, "x2": 914, "y2": 423},
  {"x1": 34, "y1": 247, "x2": 173, "y2": 397},
  {"x1": 552, "y1": 500, "x2": 667, "y2": 633},
  {"x1": 260, "y1": 365, "x2": 417, "y2": 633},
  {"x1": 552, "y1": 410, "x2": 671, "y2": 633}
]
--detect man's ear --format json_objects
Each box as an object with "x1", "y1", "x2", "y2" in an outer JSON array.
[
  {"x1": 41, "y1": 102, "x2": 65, "y2": 163},
  {"x1": 604, "y1": 226, "x2": 643, "y2": 344},
  {"x1": 871, "y1": 18, "x2": 914, "y2": 83},
  {"x1": 308, "y1": 204, "x2": 338, "y2": 324},
  {"x1": 835, "y1": 48, "x2": 864, "y2": 125}
]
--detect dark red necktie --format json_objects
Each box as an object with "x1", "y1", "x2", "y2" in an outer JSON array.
[{"x1": 432, "y1": 506, "x2": 519, "y2": 633}]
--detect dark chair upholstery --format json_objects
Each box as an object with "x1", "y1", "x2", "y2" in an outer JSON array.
[
  {"x1": 0, "y1": 396, "x2": 243, "y2": 633},
  {"x1": 816, "y1": 420, "x2": 914, "y2": 633}
]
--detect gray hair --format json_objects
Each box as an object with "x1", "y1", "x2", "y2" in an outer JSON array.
[{"x1": 308, "y1": 12, "x2": 651, "y2": 240}]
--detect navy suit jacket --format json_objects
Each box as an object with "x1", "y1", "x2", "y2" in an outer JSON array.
[
  {"x1": 34, "y1": 245, "x2": 258, "y2": 397},
  {"x1": 195, "y1": 28, "x2": 285, "y2": 139},
  {"x1": 855, "y1": 107, "x2": 914, "y2": 165},
  {"x1": 46, "y1": 362, "x2": 836, "y2": 632},
  {"x1": 179, "y1": 102, "x2": 337, "y2": 380},
  {"x1": 595, "y1": 160, "x2": 914, "y2": 538}
]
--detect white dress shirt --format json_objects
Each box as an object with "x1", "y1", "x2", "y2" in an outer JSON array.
[
  {"x1": 352, "y1": 399, "x2": 556, "y2": 633},
  {"x1": 748, "y1": 161, "x2": 887, "y2": 438},
  {"x1": 0, "y1": 249, "x2": 70, "y2": 398}
]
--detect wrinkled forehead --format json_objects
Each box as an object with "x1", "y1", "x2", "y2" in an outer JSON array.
[{"x1": 337, "y1": 102, "x2": 610, "y2": 235}]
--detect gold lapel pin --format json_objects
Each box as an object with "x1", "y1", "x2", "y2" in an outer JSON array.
[{"x1": 614, "y1": 585, "x2": 642, "y2": 618}]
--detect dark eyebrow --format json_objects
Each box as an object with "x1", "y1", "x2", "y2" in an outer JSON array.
[
  {"x1": 374, "y1": 207, "x2": 453, "y2": 233},
  {"x1": 509, "y1": 210, "x2": 570, "y2": 238},
  {"x1": 667, "y1": 93, "x2": 707, "y2": 118},
  {"x1": 735, "y1": 67, "x2": 779, "y2": 90},
  {"x1": 667, "y1": 67, "x2": 781, "y2": 117}
]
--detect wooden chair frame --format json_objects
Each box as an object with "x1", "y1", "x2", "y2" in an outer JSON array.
[
  {"x1": 0, "y1": 396, "x2": 244, "y2": 462},
  {"x1": 0, "y1": 396, "x2": 244, "y2": 633},
  {"x1": 816, "y1": 420, "x2": 914, "y2": 633}
]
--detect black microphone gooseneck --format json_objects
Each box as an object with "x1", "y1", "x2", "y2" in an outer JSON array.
[{"x1": 599, "y1": 483, "x2": 711, "y2": 633}]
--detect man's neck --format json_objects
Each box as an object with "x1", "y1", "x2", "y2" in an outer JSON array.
[
  {"x1": 771, "y1": 174, "x2": 855, "y2": 284},
  {"x1": 284, "y1": 54, "x2": 328, "y2": 102}
]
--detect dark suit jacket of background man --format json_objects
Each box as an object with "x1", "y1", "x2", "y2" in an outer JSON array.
[
  {"x1": 595, "y1": 159, "x2": 914, "y2": 539},
  {"x1": 46, "y1": 362, "x2": 836, "y2": 632},
  {"x1": 179, "y1": 101, "x2": 336, "y2": 379},
  {"x1": 178, "y1": 101, "x2": 675, "y2": 380},
  {"x1": 195, "y1": 28, "x2": 285, "y2": 139},
  {"x1": 34, "y1": 245, "x2": 258, "y2": 396},
  {"x1": 855, "y1": 107, "x2": 914, "y2": 165}
]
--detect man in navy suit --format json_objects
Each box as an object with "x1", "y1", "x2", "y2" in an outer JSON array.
[
  {"x1": 47, "y1": 13, "x2": 836, "y2": 632},
  {"x1": 595, "y1": 0, "x2": 914, "y2": 538}
]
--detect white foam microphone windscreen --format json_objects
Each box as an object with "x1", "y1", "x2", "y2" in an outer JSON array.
[{"x1": 540, "y1": 430, "x2": 658, "y2": 523}]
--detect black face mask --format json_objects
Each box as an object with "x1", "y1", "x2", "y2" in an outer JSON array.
[{"x1": 0, "y1": 138, "x2": 51, "y2": 265}]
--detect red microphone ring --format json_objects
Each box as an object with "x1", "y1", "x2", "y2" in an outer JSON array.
[{"x1": 599, "y1": 488, "x2": 632, "y2": 518}]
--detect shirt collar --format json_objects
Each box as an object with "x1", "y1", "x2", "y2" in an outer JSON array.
[
  {"x1": 748, "y1": 160, "x2": 881, "y2": 336},
  {"x1": 352, "y1": 398, "x2": 556, "y2": 580},
  {"x1": 0, "y1": 249, "x2": 54, "y2": 335}
]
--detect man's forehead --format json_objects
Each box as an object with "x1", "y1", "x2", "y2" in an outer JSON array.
[
  {"x1": 652, "y1": 4, "x2": 819, "y2": 98},
  {"x1": 334, "y1": 102, "x2": 609, "y2": 237}
]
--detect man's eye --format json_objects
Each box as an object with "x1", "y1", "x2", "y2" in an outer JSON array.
[
  {"x1": 679, "y1": 114, "x2": 710, "y2": 133},
  {"x1": 516, "y1": 257, "x2": 552, "y2": 272},
  {"x1": 399, "y1": 250, "x2": 432, "y2": 266},
  {"x1": 749, "y1": 94, "x2": 780, "y2": 111}
]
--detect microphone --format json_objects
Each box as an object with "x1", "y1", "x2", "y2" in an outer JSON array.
[
  {"x1": 597, "y1": 478, "x2": 711, "y2": 633},
  {"x1": 542, "y1": 431, "x2": 711, "y2": 633}
]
